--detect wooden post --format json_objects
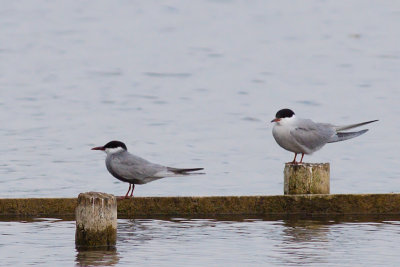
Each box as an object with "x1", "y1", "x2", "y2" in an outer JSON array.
[
  {"x1": 75, "y1": 192, "x2": 117, "y2": 248},
  {"x1": 284, "y1": 163, "x2": 330, "y2": 195}
]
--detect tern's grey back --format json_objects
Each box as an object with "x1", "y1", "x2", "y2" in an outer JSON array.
[{"x1": 105, "y1": 150, "x2": 167, "y2": 184}]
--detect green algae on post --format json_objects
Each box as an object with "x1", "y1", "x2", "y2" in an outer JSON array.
[{"x1": 284, "y1": 163, "x2": 330, "y2": 195}]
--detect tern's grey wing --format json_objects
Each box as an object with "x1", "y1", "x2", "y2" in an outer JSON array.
[
  {"x1": 107, "y1": 152, "x2": 167, "y2": 184},
  {"x1": 290, "y1": 120, "x2": 336, "y2": 153}
]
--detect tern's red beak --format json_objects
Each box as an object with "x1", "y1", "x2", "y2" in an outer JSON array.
[
  {"x1": 271, "y1": 118, "x2": 281, "y2": 123},
  {"x1": 91, "y1": 146, "x2": 105, "y2": 151}
]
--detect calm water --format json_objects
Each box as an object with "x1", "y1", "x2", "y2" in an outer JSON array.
[
  {"x1": 1, "y1": 1, "x2": 400, "y2": 265},
  {"x1": 0, "y1": 216, "x2": 399, "y2": 266},
  {"x1": 0, "y1": 1, "x2": 399, "y2": 198}
]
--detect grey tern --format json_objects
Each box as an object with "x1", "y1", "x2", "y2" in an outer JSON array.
[
  {"x1": 92, "y1": 140, "x2": 204, "y2": 198},
  {"x1": 271, "y1": 108, "x2": 378, "y2": 164}
]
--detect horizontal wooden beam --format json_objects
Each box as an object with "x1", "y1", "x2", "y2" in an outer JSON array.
[{"x1": 0, "y1": 194, "x2": 399, "y2": 217}]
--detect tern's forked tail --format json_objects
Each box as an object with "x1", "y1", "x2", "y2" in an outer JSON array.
[
  {"x1": 167, "y1": 167, "x2": 205, "y2": 175},
  {"x1": 334, "y1": 120, "x2": 378, "y2": 131},
  {"x1": 328, "y1": 129, "x2": 369, "y2": 143}
]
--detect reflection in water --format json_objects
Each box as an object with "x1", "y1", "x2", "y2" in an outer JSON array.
[
  {"x1": 282, "y1": 218, "x2": 330, "y2": 243},
  {"x1": 75, "y1": 247, "x2": 120, "y2": 267},
  {"x1": 114, "y1": 216, "x2": 400, "y2": 266},
  {"x1": 116, "y1": 217, "x2": 333, "y2": 265},
  {"x1": 277, "y1": 218, "x2": 331, "y2": 265},
  {"x1": 117, "y1": 218, "x2": 220, "y2": 246}
]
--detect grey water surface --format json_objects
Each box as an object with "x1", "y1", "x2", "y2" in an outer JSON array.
[
  {"x1": 0, "y1": 0, "x2": 399, "y2": 198},
  {"x1": 1, "y1": 1, "x2": 400, "y2": 266}
]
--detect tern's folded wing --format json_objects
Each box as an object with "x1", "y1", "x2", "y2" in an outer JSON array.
[
  {"x1": 290, "y1": 121, "x2": 335, "y2": 152},
  {"x1": 108, "y1": 153, "x2": 166, "y2": 181}
]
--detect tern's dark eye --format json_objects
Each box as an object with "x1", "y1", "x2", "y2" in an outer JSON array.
[{"x1": 276, "y1": 109, "x2": 295, "y2": 119}]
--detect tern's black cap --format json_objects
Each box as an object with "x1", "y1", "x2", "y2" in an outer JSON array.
[
  {"x1": 275, "y1": 108, "x2": 295, "y2": 119},
  {"x1": 103, "y1": 140, "x2": 127, "y2": 150}
]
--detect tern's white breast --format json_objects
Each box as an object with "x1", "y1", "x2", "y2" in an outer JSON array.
[{"x1": 272, "y1": 121, "x2": 308, "y2": 154}]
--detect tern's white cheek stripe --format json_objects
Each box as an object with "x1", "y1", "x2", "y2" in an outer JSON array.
[
  {"x1": 105, "y1": 147, "x2": 125, "y2": 154},
  {"x1": 278, "y1": 116, "x2": 296, "y2": 126}
]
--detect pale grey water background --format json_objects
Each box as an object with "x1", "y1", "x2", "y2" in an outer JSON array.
[
  {"x1": 1, "y1": 0, "x2": 399, "y2": 198},
  {"x1": 1, "y1": 1, "x2": 400, "y2": 266}
]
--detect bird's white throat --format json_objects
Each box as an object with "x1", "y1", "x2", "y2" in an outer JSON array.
[
  {"x1": 277, "y1": 115, "x2": 296, "y2": 126},
  {"x1": 105, "y1": 147, "x2": 125, "y2": 154}
]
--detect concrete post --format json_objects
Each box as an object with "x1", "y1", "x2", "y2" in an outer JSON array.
[
  {"x1": 284, "y1": 163, "x2": 330, "y2": 195},
  {"x1": 75, "y1": 192, "x2": 117, "y2": 248}
]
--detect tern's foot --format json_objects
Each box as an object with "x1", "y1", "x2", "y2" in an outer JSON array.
[
  {"x1": 287, "y1": 161, "x2": 304, "y2": 165},
  {"x1": 117, "y1": 196, "x2": 132, "y2": 200}
]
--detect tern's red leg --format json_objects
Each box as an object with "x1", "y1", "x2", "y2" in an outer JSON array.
[
  {"x1": 130, "y1": 184, "x2": 135, "y2": 197},
  {"x1": 299, "y1": 153, "x2": 305, "y2": 163},
  {"x1": 124, "y1": 184, "x2": 132, "y2": 198},
  {"x1": 291, "y1": 153, "x2": 298, "y2": 164}
]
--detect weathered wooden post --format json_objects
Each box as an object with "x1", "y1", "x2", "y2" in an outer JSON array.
[
  {"x1": 284, "y1": 163, "x2": 330, "y2": 195},
  {"x1": 75, "y1": 192, "x2": 117, "y2": 248}
]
